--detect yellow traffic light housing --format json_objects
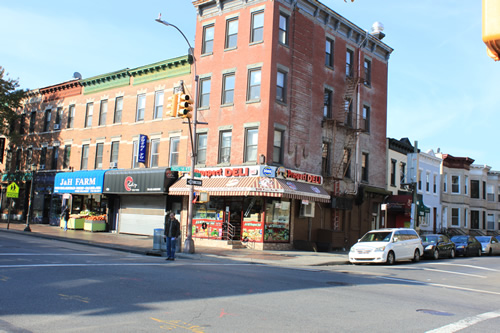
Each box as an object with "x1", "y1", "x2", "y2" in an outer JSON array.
[
  {"x1": 166, "y1": 93, "x2": 180, "y2": 117},
  {"x1": 483, "y1": 0, "x2": 500, "y2": 61},
  {"x1": 178, "y1": 94, "x2": 194, "y2": 118}
]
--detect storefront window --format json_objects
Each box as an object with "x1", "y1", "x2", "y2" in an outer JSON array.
[
  {"x1": 264, "y1": 199, "x2": 290, "y2": 242},
  {"x1": 192, "y1": 197, "x2": 225, "y2": 239},
  {"x1": 242, "y1": 197, "x2": 263, "y2": 242}
]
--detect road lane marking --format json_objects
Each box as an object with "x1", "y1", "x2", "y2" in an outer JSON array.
[
  {"x1": 379, "y1": 276, "x2": 500, "y2": 296},
  {"x1": 426, "y1": 262, "x2": 500, "y2": 272},
  {"x1": 421, "y1": 267, "x2": 486, "y2": 278},
  {"x1": 426, "y1": 309, "x2": 500, "y2": 333}
]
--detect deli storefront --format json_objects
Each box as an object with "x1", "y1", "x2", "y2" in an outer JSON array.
[
  {"x1": 168, "y1": 166, "x2": 330, "y2": 250},
  {"x1": 102, "y1": 167, "x2": 180, "y2": 236}
]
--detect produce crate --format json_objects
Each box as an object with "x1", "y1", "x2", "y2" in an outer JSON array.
[
  {"x1": 84, "y1": 220, "x2": 106, "y2": 232},
  {"x1": 61, "y1": 218, "x2": 85, "y2": 230}
]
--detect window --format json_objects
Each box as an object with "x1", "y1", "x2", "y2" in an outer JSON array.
[
  {"x1": 110, "y1": 142, "x2": 119, "y2": 164},
  {"x1": 276, "y1": 70, "x2": 287, "y2": 103},
  {"x1": 323, "y1": 89, "x2": 332, "y2": 118},
  {"x1": 81, "y1": 145, "x2": 89, "y2": 170},
  {"x1": 202, "y1": 24, "x2": 214, "y2": 54},
  {"x1": 344, "y1": 98, "x2": 353, "y2": 127},
  {"x1": 247, "y1": 68, "x2": 261, "y2": 101},
  {"x1": 63, "y1": 145, "x2": 71, "y2": 169},
  {"x1": 150, "y1": 139, "x2": 160, "y2": 167},
  {"x1": 15, "y1": 149, "x2": 22, "y2": 171},
  {"x1": 197, "y1": 133, "x2": 208, "y2": 165},
  {"x1": 225, "y1": 18, "x2": 238, "y2": 49},
  {"x1": 68, "y1": 105, "x2": 75, "y2": 128},
  {"x1": 471, "y1": 210, "x2": 480, "y2": 229},
  {"x1": 40, "y1": 147, "x2": 47, "y2": 169},
  {"x1": 362, "y1": 105, "x2": 370, "y2": 131},
  {"x1": 465, "y1": 176, "x2": 469, "y2": 194},
  {"x1": 451, "y1": 208, "x2": 460, "y2": 226},
  {"x1": 278, "y1": 13, "x2": 288, "y2": 45},
  {"x1": 43, "y1": 110, "x2": 51, "y2": 132},
  {"x1": 418, "y1": 170, "x2": 422, "y2": 190},
  {"x1": 169, "y1": 137, "x2": 180, "y2": 167},
  {"x1": 273, "y1": 130, "x2": 284, "y2": 164},
  {"x1": 498, "y1": 185, "x2": 500, "y2": 202},
  {"x1": 483, "y1": 181, "x2": 486, "y2": 199},
  {"x1": 322, "y1": 142, "x2": 330, "y2": 176},
  {"x1": 343, "y1": 148, "x2": 351, "y2": 179},
  {"x1": 250, "y1": 11, "x2": 264, "y2": 43},
  {"x1": 471, "y1": 180, "x2": 479, "y2": 198},
  {"x1": 99, "y1": 100, "x2": 107, "y2": 126},
  {"x1": 244, "y1": 128, "x2": 258, "y2": 162},
  {"x1": 132, "y1": 141, "x2": 139, "y2": 168},
  {"x1": 426, "y1": 173, "x2": 430, "y2": 192},
  {"x1": 361, "y1": 153, "x2": 369, "y2": 182},
  {"x1": 400, "y1": 162, "x2": 406, "y2": 186},
  {"x1": 464, "y1": 208, "x2": 468, "y2": 228},
  {"x1": 443, "y1": 173, "x2": 448, "y2": 192},
  {"x1": 54, "y1": 107, "x2": 62, "y2": 130},
  {"x1": 433, "y1": 174, "x2": 437, "y2": 193},
  {"x1": 222, "y1": 73, "x2": 235, "y2": 105},
  {"x1": 487, "y1": 213, "x2": 495, "y2": 230},
  {"x1": 20, "y1": 114, "x2": 26, "y2": 134},
  {"x1": 154, "y1": 91, "x2": 164, "y2": 119},
  {"x1": 346, "y1": 49, "x2": 354, "y2": 77},
  {"x1": 136, "y1": 94, "x2": 146, "y2": 121},
  {"x1": 325, "y1": 38, "x2": 334, "y2": 67},
  {"x1": 199, "y1": 77, "x2": 211, "y2": 108},
  {"x1": 452, "y1": 175, "x2": 460, "y2": 193},
  {"x1": 218, "y1": 130, "x2": 232, "y2": 164},
  {"x1": 390, "y1": 159, "x2": 396, "y2": 186},
  {"x1": 95, "y1": 143, "x2": 104, "y2": 169},
  {"x1": 26, "y1": 148, "x2": 33, "y2": 166},
  {"x1": 85, "y1": 103, "x2": 93, "y2": 128},
  {"x1": 487, "y1": 184, "x2": 495, "y2": 202},
  {"x1": 364, "y1": 58, "x2": 372, "y2": 85},
  {"x1": 51, "y1": 147, "x2": 58, "y2": 170},
  {"x1": 114, "y1": 97, "x2": 123, "y2": 123},
  {"x1": 29, "y1": 112, "x2": 36, "y2": 133}
]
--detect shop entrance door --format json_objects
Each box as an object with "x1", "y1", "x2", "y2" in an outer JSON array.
[{"x1": 225, "y1": 198, "x2": 243, "y2": 241}]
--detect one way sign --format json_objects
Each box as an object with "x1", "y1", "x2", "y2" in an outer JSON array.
[{"x1": 186, "y1": 178, "x2": 202, "y2": 186}]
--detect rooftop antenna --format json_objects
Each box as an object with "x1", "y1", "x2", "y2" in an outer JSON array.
[{"x1": 73, "y1": 72, "x2": 82, "y2": 80}]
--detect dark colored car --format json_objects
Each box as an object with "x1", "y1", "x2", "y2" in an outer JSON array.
[
  {"x1": 421, "y1": 234, "x2": 456, "y2": 259},
  {"x1": 450, "y1": 235, "x2": 482, "y2": 257}
]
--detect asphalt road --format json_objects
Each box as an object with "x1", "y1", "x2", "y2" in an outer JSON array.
[{"x1": 1, "y1": 232, "x2": 500, "y2": 333}]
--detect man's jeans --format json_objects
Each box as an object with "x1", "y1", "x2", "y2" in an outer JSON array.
[{"x1": 166, "y1": 237, "x2": 177, "y2": 258}]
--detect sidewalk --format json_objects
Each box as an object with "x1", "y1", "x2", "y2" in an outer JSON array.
[{"x1": 0, "y1": 221, "x2": 349, "y2": 267}]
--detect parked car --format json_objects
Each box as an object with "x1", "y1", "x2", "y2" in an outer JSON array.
[
  {"x1": 475, "y1": 236, "x2": 500, "y2": 255},
  {"x1": 450, "y1": 235, "x2": 482, "y2": 257},
  {"x1": 349, "y1": 228, "x2": 423, "y2": 265},
  {"x1": 421, "y1": 234, "x2": 456, "y2": 259}
]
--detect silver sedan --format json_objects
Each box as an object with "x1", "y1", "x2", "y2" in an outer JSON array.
[{"x1": 475, "y1": 236, "x2": 500, "y2": 255}]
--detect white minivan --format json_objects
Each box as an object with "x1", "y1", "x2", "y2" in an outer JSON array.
[{"x1": 349, "y1": 228, "x2": 423, "y2": 265}]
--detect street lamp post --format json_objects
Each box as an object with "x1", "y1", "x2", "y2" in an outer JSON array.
[{"x1": 156, "y1": 14, "x2": 197, "y2": 254}]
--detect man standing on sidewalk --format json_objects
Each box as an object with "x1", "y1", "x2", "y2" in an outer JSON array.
[
  {"x1": 164, "y1": 212, "x2": 180, "y2": 261},
  {"x1": 61, "y1": 206, "x2": 70, "y2": 231}
]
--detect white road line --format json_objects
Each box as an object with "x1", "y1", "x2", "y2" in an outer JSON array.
[
  {"x1": 421, "y1": 267, "x2": 486, "y2": 278},
  {"x1": 379, "y1": 276, "x2": 500, "y2": 296},
  {"x1": 426, "y1": 309, "x2": 500, "y2": 333},
  {"x1": 426, "y1": 262, "x2": 500, "y2": 272}
]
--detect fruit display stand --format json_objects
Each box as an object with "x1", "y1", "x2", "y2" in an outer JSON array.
[
  {"x1": 84, "y1": 220, "x2": 107, "y2": 232},
  {"x1": 60, "y1": 217, "x2": 85, "y2": 230}
]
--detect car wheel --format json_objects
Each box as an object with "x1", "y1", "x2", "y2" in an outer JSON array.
[
  {"x1": 433, "y1": 249, "x2": 439, "y2": 260},
  {"x1": 412, "y1": 249, "x2": 421, "y2": 262},
  {"x1": 477, "y1": 249, "x2": 482, "y2": 257},
  {"x1": 449, "y1": 249, "x2": 455, "y2": 259},
  {"x1": 489, "y1": 248, "x2": 493, "y2": 256},
  {"x1": 386, "y1": 251, "x2": 395, "y2": 265}
]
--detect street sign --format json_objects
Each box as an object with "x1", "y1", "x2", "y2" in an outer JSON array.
[
  {"x1": 6, "y1": 182, "x2": 19, "y2": 198},
  {"x1": 186, "y1": 178, "x2": 203, "y2": 186}
]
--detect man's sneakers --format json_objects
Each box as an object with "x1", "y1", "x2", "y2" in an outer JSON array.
[{"x1": 165, "y1": 257, "x2": 175, "y2": 261}]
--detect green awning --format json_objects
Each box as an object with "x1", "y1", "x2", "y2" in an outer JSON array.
[{"x1": 417, "y1": 200, "x2": 430, "y2": 216}]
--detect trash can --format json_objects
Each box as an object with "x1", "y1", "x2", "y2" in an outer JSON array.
[{"x1": 153, "y1": 228, "x2": 164, "y2": 250}]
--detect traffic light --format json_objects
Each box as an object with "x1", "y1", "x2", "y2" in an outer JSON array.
[
  {"x1": 166, "y1": 93, "x2": 179, "y2": 117},
  {"x1": 178, "y1": 94, "x2": 194, "y2": 118}
]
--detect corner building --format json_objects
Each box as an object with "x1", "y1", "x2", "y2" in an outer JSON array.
[{"x1": 180, "y1": 0, "x2": 393, "y2": 250}]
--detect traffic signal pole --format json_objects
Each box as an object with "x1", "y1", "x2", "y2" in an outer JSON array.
[{"x1": 156, "y1": 15, "x2": 197, "y2": 254}]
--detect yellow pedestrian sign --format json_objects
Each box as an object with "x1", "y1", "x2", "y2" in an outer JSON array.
[{"x1": 6, "y1": 182, "x2": 19, "y2": 198}]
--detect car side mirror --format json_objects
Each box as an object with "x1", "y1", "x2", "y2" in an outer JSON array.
[{"x1": 393, "y1": 237, "x2": 398, "y2": 243}]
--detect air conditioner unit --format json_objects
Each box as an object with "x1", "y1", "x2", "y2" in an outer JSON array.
[
  {"x1": 39, "y1": 164, "x2": 45, "y2": 170},
  {"x1": 54, "y1": 124, "x2": 60, "y2": 130},
  {"x1": 110, "y1": 162, "x2": 118, "y2": 168},
  {"x1": 299, "y1": 202, "x2": 315, "y2": 218}
]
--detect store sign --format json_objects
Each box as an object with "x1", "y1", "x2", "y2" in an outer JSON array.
[
  {"x1": 276, "y1": 166, "x2": 322, "y2": 185},
  {"x1": 103, "y1": 168, "x2": 178, "y2": 194},
  {"x1": 138, "y1": 134, "x2": 147, "y2": 164},
  {"x1": 54, "y1": 170, "x2": 106, "y2": 194}
]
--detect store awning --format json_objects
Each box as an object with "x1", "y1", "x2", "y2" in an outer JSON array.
[
  {"x1": 168, "y1": 176, "x2": 331, "y2": 203},
  {"x1": 54, "y1": 170, "x2": 107, "y2": 194},
  {"x1": 103, "y1": 167, "x2": 178, "y2": 194},
  {"x1": 385, "y1": 194, "x2": 412, "y2": 213},
  {"x1": 417, "y1": 200, "x2": 431, "y2": 216}
]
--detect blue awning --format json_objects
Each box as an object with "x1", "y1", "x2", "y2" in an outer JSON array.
[{"x1": 54, "y1": 170, "x2": 107, "y2": 194}]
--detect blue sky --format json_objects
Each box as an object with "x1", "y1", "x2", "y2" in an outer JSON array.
[{"x1": 1, "y1": 1, "x2": 499, "y2": 169}]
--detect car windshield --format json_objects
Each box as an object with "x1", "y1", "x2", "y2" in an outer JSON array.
[
  {"x1": 421, "y1": 235, "x2": 438, "y2": 243},
  {"x1": 451, "y1": 236, "x2": 468, "y2": 243},
  {"x1": 360, "y1": 232, "x2": 392, "y2": 242},
  {"x1": 475, "y1": 236, "x2": 491, "y2": 243}
]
